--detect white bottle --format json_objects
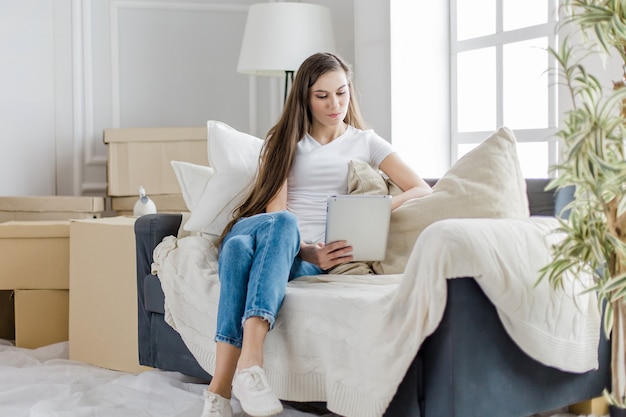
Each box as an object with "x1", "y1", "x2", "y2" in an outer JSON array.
[{"x1": 133, "y1": 186, "x2": 157, "y2": 216}]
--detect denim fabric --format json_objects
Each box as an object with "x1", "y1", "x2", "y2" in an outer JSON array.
[{"x1": 216, "y1": 211, "x2": 323, "y2": 348}]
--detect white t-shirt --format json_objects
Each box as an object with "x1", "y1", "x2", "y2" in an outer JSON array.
[{"x1": 287, "y1": 125, "x2": 395, "y2": 243}]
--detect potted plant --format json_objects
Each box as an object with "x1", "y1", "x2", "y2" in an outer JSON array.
[{"x1": 541, "y1": 0, "x2": 626, "y2": 414}]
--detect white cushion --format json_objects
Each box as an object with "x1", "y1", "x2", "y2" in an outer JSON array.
[
  {"x1": 171, "y1": 161, "x2": 215, "y2": 212},
  {"x1": 172, "y1": 120, "x2": 263, "y2": 236}
]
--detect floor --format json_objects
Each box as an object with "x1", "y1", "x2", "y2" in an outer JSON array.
[{"x1": 0, "y1": 339, "x2": 603, "y2": 417}]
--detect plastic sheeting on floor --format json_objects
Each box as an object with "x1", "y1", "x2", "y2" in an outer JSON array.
[
  {"x1": 0, "y1": 340, "x2": 334, "y2": 417},
  {"x1": 0, "y1": 340, "x2": 599, "y2": 417}
]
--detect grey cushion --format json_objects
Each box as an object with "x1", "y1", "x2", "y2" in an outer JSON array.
[{"x1": 554, "y1": 185, "x2": 575, "y2": 219}]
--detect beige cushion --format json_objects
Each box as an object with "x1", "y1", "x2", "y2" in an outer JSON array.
[
  {"x1": 347, "y1": 159, "x2": 389, "y2": 195},
  {"x1": 327, "y1": 160, "x2": 389, "y2": 275},
  {"x1": 367, "y1": 127, "x2": 529, "y2": 274}
]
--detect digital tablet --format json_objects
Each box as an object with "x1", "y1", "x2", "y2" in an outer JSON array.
[{"x1": 324, "y1": 194, "x2": 392, "y2": 261}]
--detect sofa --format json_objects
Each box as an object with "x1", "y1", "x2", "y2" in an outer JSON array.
[{"x1": 135, "y1": 178, "x2": 611, "y2": 417}]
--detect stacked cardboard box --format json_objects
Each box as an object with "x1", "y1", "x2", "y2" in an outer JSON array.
[
  {"x1": 110, "y1": 193, "x2": 187, "y2": 216},
  {"x1": 0, "y1": 221, "x2": 70, "y2": 348},
  {"x1": 103, "y1": 126, "x2": 207, "y2": 215},
  {"x1": 0, "y1": 196, "x2": 105, "y2": 222}
]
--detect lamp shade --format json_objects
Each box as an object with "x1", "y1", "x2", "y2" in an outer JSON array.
[{"x1": 237, "y1": 2, "x2": 336, "y2": 76}]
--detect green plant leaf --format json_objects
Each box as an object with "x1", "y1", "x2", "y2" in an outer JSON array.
[
  {"x1": 603, "y1": 300, "x2": 614, "y2": 337},
  {"x1": 610, "y1": 284, "x2": 626, "y2": 302},
  {"x1": 603, "y1": 272, "x2": 626, "y2": 292},
  {"x1": 618, "y1": 194, "x2": 626, "y2": 218}
]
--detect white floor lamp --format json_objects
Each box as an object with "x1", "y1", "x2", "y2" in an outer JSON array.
[{"x1": 237, "y1": 2, "x2": 336, "y2": 104}]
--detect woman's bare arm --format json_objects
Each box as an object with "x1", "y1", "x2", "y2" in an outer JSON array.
[
  {"x1": 266, "y1": 181, "x2": 288, "y2": 212},
  {"x1": 379, "y1": 152, "x2": 433, "y2": 210}
]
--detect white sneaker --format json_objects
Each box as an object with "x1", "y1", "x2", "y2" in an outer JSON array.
[
  {"x1": 201, "y1": 390, "x2": 233, "y2": 417},
  {"x1": 232, "y1": 366, "x2": 283, "y2": 417}
]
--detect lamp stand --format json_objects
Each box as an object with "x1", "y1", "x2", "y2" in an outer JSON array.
[{"x1": 284, "y1": 70, "x2": 295, "y2": 104}]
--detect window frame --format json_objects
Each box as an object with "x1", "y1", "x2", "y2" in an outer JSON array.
[{"x1": 450, "y1": 0, "x2": 560, "y2": 177}]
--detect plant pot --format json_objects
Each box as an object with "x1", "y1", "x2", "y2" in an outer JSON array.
[{"x1": 609, "y1": 405, "x2": 626, "y2": 417}]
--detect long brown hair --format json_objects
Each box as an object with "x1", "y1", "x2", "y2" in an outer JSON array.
[{"x1": 217, "y1": 52, "x2": 366, "y2": 245}]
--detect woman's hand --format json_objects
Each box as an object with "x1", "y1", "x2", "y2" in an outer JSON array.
[{"x1": 299, "y1": 240, "x2": 353, "y2": 270}]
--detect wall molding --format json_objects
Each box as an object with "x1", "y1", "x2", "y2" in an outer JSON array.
[
  {"x1": 109, "y1": 1, "x2": 249, "y2": 128},
  {"x1": 82, "y1": 0, "x2": 103, "y2": 168},
  {"x1": 71, "y1": 0, "x2": 82, "y2": 195},
  {"x1": 76, "y1": 0, "x2": 250, "y2": 195},
  {"x1": 74, "y1": 1, "x2": 285, "y2": 194},
  {"x1": 72, "y1": 0, "x2": 87, "y2": 193}
]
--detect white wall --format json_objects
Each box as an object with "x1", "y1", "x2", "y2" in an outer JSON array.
[
  {"x1": 353, "y1": 0, "x2": 391, "y2": 140},
  {"x1": 0, "y1": 0, "x2": 412, "y2": 197},
  {"x1": 390, "y1": 2, "x2": 450, "y2": 177},
  {"x1": 0, "y1": 1, "x2": 57, "y2": 195},
  {"x1": 82, "y1": 0, "x2": 254, "y2": 195}
]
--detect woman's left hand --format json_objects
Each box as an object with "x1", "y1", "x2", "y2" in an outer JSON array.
[{"x1": 299, "y1": 240, "x2": 353, "y2": 270}]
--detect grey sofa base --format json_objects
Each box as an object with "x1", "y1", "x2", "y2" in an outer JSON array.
[
  {"x1": 135, "y1": 179, "x2": 611, "y2": 417},
  {"x1": 422, "y1": 278, "x2": 610, "y2": 417}
]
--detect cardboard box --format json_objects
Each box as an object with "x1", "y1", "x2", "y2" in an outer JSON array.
[
  {"x1": 569, "y1": 396, "x2": 609, "y2": 416},
  {"x1": 111, "y1": 193, "x2": 188, "y2": 216},
  {"x1": 0, "y1": 196, "x2": 105, "y2": 222},
  {"x1": 104, "y1": 126, "x2": 208, "y2": 197},
  {"x1": 14, "y1": 289, "x2": 69, "y2": 349},
  {"x1": 0, "y1": 221, "x2": 70, "y2": 290},
  {"x1": 69, "y1": 216, "x2": 151, "y2": 373}
]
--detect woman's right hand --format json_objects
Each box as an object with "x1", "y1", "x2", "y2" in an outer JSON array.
[{"x1": 299, "y1": 240, "x2": 353, "y2": 271}]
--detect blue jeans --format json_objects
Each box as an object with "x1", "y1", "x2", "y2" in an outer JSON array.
[{"x1": 216, "y1": 211, "x2": 323, "y2": 348}]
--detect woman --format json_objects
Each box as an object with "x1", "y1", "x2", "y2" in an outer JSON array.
[{"x1": 202, "y1": 52, "x2": 432, "y2": 417}]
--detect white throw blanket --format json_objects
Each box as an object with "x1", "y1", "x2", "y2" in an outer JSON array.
[{"x1": 152, "y1": 217, "x2": 600, "y2": 417}]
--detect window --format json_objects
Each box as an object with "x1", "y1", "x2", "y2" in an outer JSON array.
[{"x1": 451, "y1": 0, "x2": 559, "y2": 178}]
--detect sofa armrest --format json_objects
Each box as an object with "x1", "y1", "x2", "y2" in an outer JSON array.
[
  {"x1": 135, "y1": 213, "x2": 183, "y2": 268},
  {"x1": 135, "y1": 213, "x2": 182, "y2": 366}
]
